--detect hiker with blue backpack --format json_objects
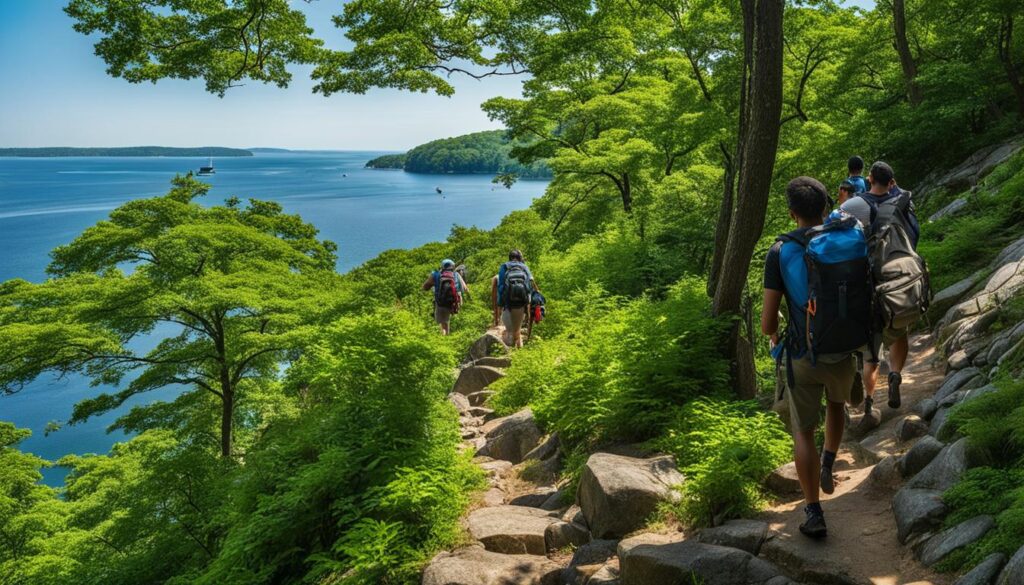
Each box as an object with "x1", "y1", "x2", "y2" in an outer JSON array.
[
  {"x1": 840, "y1": 162, "x2": 929, "y2": 421},
  {"x1": 846, "y1": 156, "x2": 869, "y2": 194},
  {"x1": 422, "y1": 259, "x2": 468, "y2": 335},
  {"x1": 491, "y1": 249, "x2": 539, "y2": 348},
  {"x1": 762, "y1": 177, "x2": 873, "y2": 539}
]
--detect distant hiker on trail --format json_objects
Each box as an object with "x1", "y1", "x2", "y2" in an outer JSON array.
[
  {"x1": 423, "y1": 258, "x2": 468, "y2": 336},
  {"x1": 762, "y1": 177, "x2": 872, "y2": 539},
  {"x1": 842, "y1": 162, "x2": 929, "y2": 418},
  {"x1": 492, "y1": 249, "x2": 539, "y2": 348},
  {"x1": 846, "y1": 156, "x2": 868, "y2": 193}
]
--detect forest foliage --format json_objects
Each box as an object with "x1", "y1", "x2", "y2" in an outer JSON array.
[{"x1": 1, "y1": 0, "x2": 1023, "y2": 583}]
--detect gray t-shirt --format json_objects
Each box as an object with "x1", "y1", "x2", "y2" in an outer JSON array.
[{"x1": 840, "y1": 196, "x2": 872, "y2": 231}]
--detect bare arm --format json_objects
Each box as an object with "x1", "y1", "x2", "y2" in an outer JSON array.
[
  {"x1": 761, "y1": 288, "x2": 783, "y2": 346},
  {"x1": 422, "y1": 275, "x2": 435, "y2": 291},
  {"x1": 491, "y1": 276, "x2": 499, "y2": 325}
]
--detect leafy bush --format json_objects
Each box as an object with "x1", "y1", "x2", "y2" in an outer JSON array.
[{"x1": 654, "y1": 398, "x2": 792, "y2": 527}]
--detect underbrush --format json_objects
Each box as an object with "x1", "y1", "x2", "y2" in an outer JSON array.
[
  {"x1": 918, "y1": 151, "x2": 1024, "y2": 291},
  {"x1": 939, "y1": 376, "x2": 1024, "y2": 572}
]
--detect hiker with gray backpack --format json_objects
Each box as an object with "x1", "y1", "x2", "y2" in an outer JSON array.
[
  {"x1": 423, "y1": 258, "x2": 468, "y2": 335},
  {"x1": 491, "y1": 249, "x2": 539, "y2": 348},
  {"x1": 841, "y1": 161, "x2": 931, "y2": 420}
]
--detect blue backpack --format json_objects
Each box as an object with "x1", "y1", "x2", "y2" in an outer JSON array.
[{"x1": 777, "y1": 212, "x2": 873, "y2": 367}]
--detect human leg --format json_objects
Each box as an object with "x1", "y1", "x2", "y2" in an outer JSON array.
[{"x1": 887, "y1": 332, "x2": 909, "y2": 408}]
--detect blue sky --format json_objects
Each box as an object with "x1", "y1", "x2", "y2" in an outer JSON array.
[{"x1": 0, "y1": 0, "x2": 874, "y2": 150}]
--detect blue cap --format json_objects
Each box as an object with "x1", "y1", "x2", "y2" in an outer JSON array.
[{"x1": 441, "y1": 259, "x2": 455, "y2": 269}]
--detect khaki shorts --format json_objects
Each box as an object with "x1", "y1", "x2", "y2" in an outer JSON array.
[
  {"x1": 434, "y1": 305, "x2": 453, "y2": 325},
  {"x1": 786, "y1": 354, "x2": 856, "y2": 433},
  {"x1": 869, "y1": 325, "x2": 908, "y2": 363},
  {"x1": 501, "y1": 306, "x2": 527, "y2": 336}
]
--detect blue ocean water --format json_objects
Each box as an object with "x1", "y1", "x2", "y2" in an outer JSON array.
[{"x1": 0, "y1": 152, "x2": 547, "y2": 484}]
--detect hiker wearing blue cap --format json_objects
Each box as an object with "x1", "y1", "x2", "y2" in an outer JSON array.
[{"x1": 422, "y1": 258, "x2": 468, "y2": 335}]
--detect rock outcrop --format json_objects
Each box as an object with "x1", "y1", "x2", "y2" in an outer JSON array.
[
  {"x1": 618, "y1": 536, "x2": 792, "y2": 585},
  {"x1": 475, "y1": 409, "x2": 543, "y2": 464},
  {"x1": 422, "y1": 546, "x2": 561, "y2": 585},
  {"x1": 577, "y1": 453, "x2": 683, "y2": 539},
  {"x1": 917, "y1": 515, "x2": 995, "y2": 567},
  {"x1": 454, "y1": 364, "x2": 505, "y2": 396},
  {"x1": 466, "y1": 505, "x2": 560, "y2": 555}
]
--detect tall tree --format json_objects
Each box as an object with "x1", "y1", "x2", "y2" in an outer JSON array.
[
  {"x1": 711, "y1": 0, "x2": 785, "y2": 398},
  {"x1": 0, "y1": 176, "x2": 338, "y2": 457},
  {"x1": 891, "y1": 0, "x2": 923, "y2": 106}
]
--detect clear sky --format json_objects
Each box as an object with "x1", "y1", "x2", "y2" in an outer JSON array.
[{"x1": 0, "y1": 0, "x2": 875, "y2": 151}]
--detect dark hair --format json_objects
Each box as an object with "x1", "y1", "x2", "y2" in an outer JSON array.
[
  {"x1": 848, "y1": 156, "x2": 864, "y2": 173},
  {"x1": 869, "y1": 161, "x2": 895, "y2": 186},
  {"x1": 786, "y1": 177, "x2": 829, "y2": 220},
  {"x1": 839, "y1": 179, "x2": 856, "y2": 193},
  {"x1": 508, "y1": 249, "x2": 524, "y2": 262}
]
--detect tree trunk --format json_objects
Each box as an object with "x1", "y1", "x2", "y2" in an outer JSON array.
[
  {"x1": 220, "y1": 373, "x2": 233, "y2": 458},
  {"x1": 892, "y1": 0, "x2": 922, "y2": 106},
  {"x1": 707, "y1": 143, "x2": 735, "y2": 298},
  {"x1": 711, "y1": 0, "x2": 785, "y2": 399},
  {"x1": 999, "y1": 15, "x2": 1024, "y2": 118}
]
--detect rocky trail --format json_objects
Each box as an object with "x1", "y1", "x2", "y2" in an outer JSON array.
[{"x1": 423, "y1": 232, "x2": 1024, "y2": 585}]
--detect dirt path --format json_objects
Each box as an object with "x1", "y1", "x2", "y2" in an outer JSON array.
[{"x1": 759, "y1": 333, "x2": 954, "y2": 585}]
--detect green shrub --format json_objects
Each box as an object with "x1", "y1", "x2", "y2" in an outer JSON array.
[{"x1": 653, "y1": 398, "x2": 792, "y2": 527}]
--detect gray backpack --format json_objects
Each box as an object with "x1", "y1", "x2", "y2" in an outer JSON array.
[{"x1": 863, "y1": 192, "x2": 931, "y2": 329}]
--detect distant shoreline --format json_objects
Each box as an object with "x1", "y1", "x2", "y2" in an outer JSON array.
[{"x1": 0, "y1": 147, "x2": 253, "y2": 158}]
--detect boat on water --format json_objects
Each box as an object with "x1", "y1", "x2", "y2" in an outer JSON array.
[
  {"x1": 435, "y1": 186, "x2": 443, "y2": 194},
  {"x1": 197, "y1": 157, "x2": 215, "y2": 175}
]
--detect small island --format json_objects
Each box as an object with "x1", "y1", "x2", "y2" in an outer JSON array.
[
  {"x1": 366, "y1": 130, "x2": 551, "y2": 178},
  {"x1": 0, "y1": 146, "x2": 254, "y2": 157}
]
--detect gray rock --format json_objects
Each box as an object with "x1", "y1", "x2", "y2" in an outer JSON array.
[
  {"x1": 931, "y1": 275, "x2": 984, "y2": 322},
  {"x1": 759, "y1": 534, "x2": 868, "y2": 585},
  {"x1": 997, "y1": 544, "x2": 1024, "y2": 585},
  {"x1": 931, "y1": 406, "x2": 953, "y2": 438},
  {"x1": 949, "y1": 349, "x2": 972, "y2": 370},
  {"x1": 619, "y1": 539, "x2": 787, "y2": 585},
  {"x1": 468, "y1": 332, "x2": 508, "y2": 362},
  {"x1": 900, "y1": 436, "x2": 946, "y2": 477},
  {"x1": 466, "y1": 390, "x2": 495, "y2": 407},
  {"x1": 476, "y1": 409, "x2": 543, "y2": 464},
  {"x1": 468, "y1": 406, "x2": 498, "y2": 421},
  {"x1": 466, "y1": 505, "x2": 559, "y2": 555},
  {"x1": 918, "y1": 515, "x2": 995, "y2": 566},
  {"x1": 867, "y1": 455, "x2": 903, "y2": 491},
  {"x1": 893, "y1": 488, "x2": 948, "y2": 544},
  {"x1": 524, "y1": 432, "x2": 559, "y2": 462},
  {"x1": 509, "y1": 487, "x2": 559, "y2": 508},
  {"x1": 543, "y1": 520, "x2": 590, "y2": 551},
  {"x1": 587, "y1": 565, "x2": 620, "y2": 585},
  {"x1": 962, "y1": 383, "x2": 999, "y2": 404},
  {"x1": 448, "y1": 392, "x2": 471, "y2": 415},
  {"x1": 766, "y1": 461, "x2": 802, "y2": 495},
  {"x1": 696, "y1": 519, "x2": 769, "y2": 556},
  {"x1": 930, "y1": 198, "x2": 969, "y2": 222},
  {"x1": 477, "y1": 458, "x2": 514, "y2": 478},
  {"x1": 453, "y1": 365, "x2": 505, "y2": 396},
  {"x1": 578, "y1": 453, "x2": 683, "y2": 539},
  {"x1": 954, "y1": 553, "x2": 1007, "y2": 585},
  {"x1": 908, "y1": 438, "x2": 972, "y2": 491},
  {"x1": 992, "y1": 234, "x2": 1024, "y2": 268},
  {"x1": 918, "y1": 398, "x2": 939, "y2": 421},
  {"x1": 540, "y1": 488, "x2": 568, "y2": 511},
  {"x1": 936, "y1": 367, "x2": 983, "y2": 402},
  {"x1": 569, "y1": 539, "x2": 618, "y2": 567},
  {"x1": 474, "y1": 355, "x2": 512, "y2": 369},
  {"x1": 897, "y1": 415, "x2": 929, "y2": 442},
  {"x1": 422, "y1": 547, "x2": 561, "y2": 585},
  {"x1": 940, "y1": 389, "x2": 969, "y2": 408}
]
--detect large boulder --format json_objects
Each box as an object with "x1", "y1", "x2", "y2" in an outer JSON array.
[
  {"x1": 578, "y1": 453, "x2": 683, "y2": 539},
  {"x1": 475, "y1": 409, "x2": 542, "y2": 464},
  {"x1": 893, "y1": 488, "x2": 948, "y2": 544},
  {"x1": 954, "y1": 553, "x2": 1006, "y2": 585},
  {"x1": 766, "y1": 462, "x2": 802, "y2": 495},
  {"x1": 918, "y1": 515, "x2": 995, "y2": 567},
  {"x1": 468, "y1": 331, "x2": 509, "y2": 362},
  {"x1": 899, "y1": 435, "x2": 946, "y2": 478},
  {"x1": 467, "y1": 390, "x2": 495, "y2": 407},
  {"x1": 466, "y1": 505, "x2": 559, "y2": 555},
  {"x1": 918, "y1": 398, "x2": 939, "y2": 421},
  {"x1": 564, "y1": 540, "x2": 619, "y2": 583},
  {"x1": 474, "y1": 356, "x2": 512, "y2": 369},
  {"x1": 930, "y1": 275, "x2": 983, "y2": 322},
  {"x1": 696, "y1": 519, "x2": 769, "y2": 556},
  {"x1": 448, "y1": 392, "x2": 471, "y2": 415},
  {"x1": 619, "y1": 538, "x2": 790, "y2": 585},
  {"x1": 906, "y1": 437, "x2": 971, "y2": 492},
  {"x1": 587, "y1": 565, "x2": 620, "y2": 585},
  {"x1": 930, "y1": 198, "x2": 969, "y2": 222},
  {"x1": 867, "y1": 455, "x2": 903, "y2": 491},
  {"x1": 998, "y1": 545, "x2": 1024, "y2": 585},
  {"x1": 896, "y1": 415, "x2": 929, "y2": 442},
  {"x1": 422, "y1": 545, "x2": 561, "y2": 585},
  {"x1": 453, "y1": 365, "x2": 505, "y2": 396},
  {"x1": 923, "y1": 138, "x2": 1023, "y2": 195},
  {"x1": 544, "y1": 521, "x2": 590, "y2": 551}
]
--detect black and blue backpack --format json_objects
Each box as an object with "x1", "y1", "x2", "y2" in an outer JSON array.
[{"x1": 775, "y1": 212, "x2": 873, "y2": 386}]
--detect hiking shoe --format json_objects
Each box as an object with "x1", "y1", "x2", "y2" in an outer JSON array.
[
  {"x1": 799, "y1": 506, "x2": 828, "y2": 539},
  {"x1": 849, "y1": 370, "x2": 864, "y2": 407},
  {"x1": 888, "y1": 371, "x2": 903, "y2": 409},
  {"x1": 820, "y1": 465, "x2": 835, "y2": 495}
]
